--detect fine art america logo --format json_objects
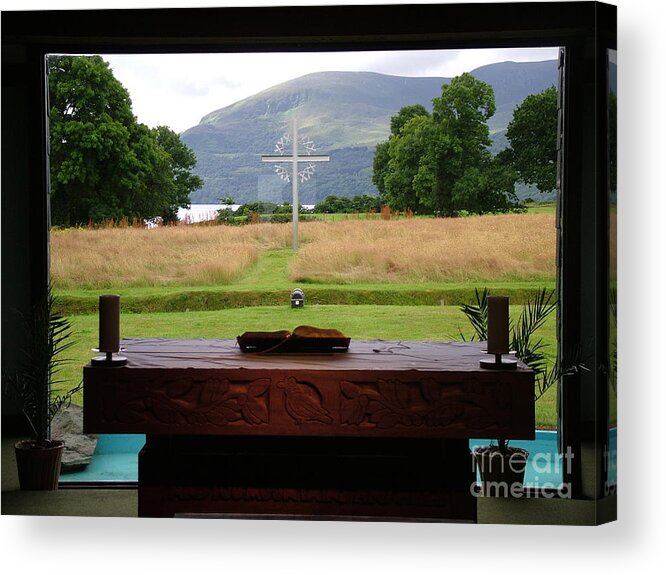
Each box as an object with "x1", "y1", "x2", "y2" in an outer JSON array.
[{"x1": 472, "y1": 446, "x2": 575, "y2": 498}]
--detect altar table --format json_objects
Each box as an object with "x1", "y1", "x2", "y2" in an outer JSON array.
[{"x1": 83, "y1": 338, "x2": 534, "y2": 521}]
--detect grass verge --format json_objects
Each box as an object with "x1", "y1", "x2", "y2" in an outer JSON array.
[{"x1": 55, "y1": 280, "x2": 555, "y2": 315}]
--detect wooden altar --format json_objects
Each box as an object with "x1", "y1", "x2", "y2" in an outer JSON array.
[{"x1": 83, "y1": 338, "x2": 534, "y2": 521}]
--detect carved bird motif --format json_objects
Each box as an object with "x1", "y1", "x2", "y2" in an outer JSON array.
[{"x1": 278, "y1": 376, "x2": 333, "y2": 425}]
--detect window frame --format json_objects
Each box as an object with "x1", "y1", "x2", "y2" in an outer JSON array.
[{"x1": 1, "y1": 1, "x2": 616, "y2": 500}]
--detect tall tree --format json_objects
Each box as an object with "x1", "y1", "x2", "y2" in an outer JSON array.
[
  {"x1": 383, "y1": 115, "x2": 431, "y2": 211},
  {"x1": 505, "y1": 85, "x2": 558, "y2": 194},
  {"x1": 48, "y1": 55, "x2": 193, "y2": 226},
  {"x1": 152, "y1": 126, "x2": 203, "y2": 223},
  {"x1": 413, "y1": 73, "x2": 498, "y2": 216},
  {"x1": 373, "y1": 104, "x2": 429, "y2": 204},
  {"x1": 374, "y1": 73, "x2": 521, "y2": 216}
]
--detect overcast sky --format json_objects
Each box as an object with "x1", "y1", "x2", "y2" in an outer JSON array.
[{"x1": 99, "y1": 47, "x2": 559, "y2": 134}]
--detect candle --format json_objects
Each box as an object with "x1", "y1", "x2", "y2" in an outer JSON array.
[
  {"x1": 99, "y1": 294, "x2": 121, "y2": 353},
  {"x1": 487, "y1": 296, "x2": 509, "y2": 355}
]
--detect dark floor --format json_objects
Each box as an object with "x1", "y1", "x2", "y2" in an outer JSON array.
[
  {"x1": 2, "y1": 435, "x2": 613, "y2": 524},
  {"x1": 1, "y1": 436, "x2": 137, "y2": 517}
]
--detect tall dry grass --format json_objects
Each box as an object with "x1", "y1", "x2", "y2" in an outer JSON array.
[
  {"x1": 51, "y1": 213, "x2": 556, "y2": 288},
  {"x1": 50, "y1": 223, "x2": 293, "y2": 289},
  {"x1": 290, "y1": 213, "x2": 556, "y2": 283}
]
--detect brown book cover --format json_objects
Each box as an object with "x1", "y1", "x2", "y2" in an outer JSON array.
[{"x1": 237, "y1": 325, "x2": 351, "y2": 353}]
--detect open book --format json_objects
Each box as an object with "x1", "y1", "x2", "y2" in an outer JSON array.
[{"x1": 237, "y1": 325, "x2": 351, "y2": 353}]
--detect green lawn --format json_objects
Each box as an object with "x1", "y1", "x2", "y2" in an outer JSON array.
[{"x1": 525, "y1": 202, "x2": 556, "y2": 214}]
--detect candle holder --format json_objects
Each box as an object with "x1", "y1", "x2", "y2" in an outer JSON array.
[
  {"x1": 482, "y1": 295, "x2": 516, "y2": 369},
  {"x1": 91, "y1": 294, "x2": 127, "y2": 367},
  {"x1": 91, "y1": 350, "x2": 127, "y2": 366},
  {"x1": 480, "y1": 352, "x2": 517, "y2": 370}
]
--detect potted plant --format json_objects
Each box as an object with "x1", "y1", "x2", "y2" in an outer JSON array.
[
  {"x1": 459, "y1": 287, "x2": 585, "y2": 495},
  {"x1": 4, "y1": 282, "x2": 81, "y2": 490}
]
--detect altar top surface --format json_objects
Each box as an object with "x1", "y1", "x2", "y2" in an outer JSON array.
[{"x1": 107, "y1": 337, "x2": 531, "y2": 373}]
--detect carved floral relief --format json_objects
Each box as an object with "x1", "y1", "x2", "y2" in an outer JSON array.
[
  {"x1": 339, "y1": 377, "x2": 511, "y2": 431},
  {"x1": 103, "y1": 375, "x2": 271, "y2": 427}
]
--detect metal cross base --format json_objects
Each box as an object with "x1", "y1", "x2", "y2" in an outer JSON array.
[
  {"x1": 91, "y1": 351, "x2": 127, "y2": 367},
  {"x1": 480, "y1": 353, "x2": 518, "y2": 370}
]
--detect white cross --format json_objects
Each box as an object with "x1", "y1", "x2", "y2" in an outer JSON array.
[{"x1": 262, "y1": 119, "x2": 329, "y2": 251}]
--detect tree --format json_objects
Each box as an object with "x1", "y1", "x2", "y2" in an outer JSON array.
[
  {"x1": 313, "y1": 195, "x2": 352, "y2": 214},
  {"x1": 373, "y1": 73, "x2": 521, "y2": 217},
  {"x1": 48, "y1": 55, "x2": 196, "y2": 226},
  {"x1": 450, "y1": 151, "x2": 523, "y2": 215},
  {"x1": 413, "y1": 73, "x2": 498, "y2": 216},
  {"x1": 373, "y1": 104, "x2": 429, "y2": 204},
  {"x1": 152, "y1": 126, "x2": 203, "y2": 223},
  {"x1": 389, "y1": 104, "x2": 429, "y2": 135},
  {"x1": 383, "y1": 115, "x2": 431, "y2": 212},
  {"x1": 505, "y1": 85, "x2": 558, "y2": 194},
  {"x1": 371, "y1": 140, "x2": 391, "y2": 196}
]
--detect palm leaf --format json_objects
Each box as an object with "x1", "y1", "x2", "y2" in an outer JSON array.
[
  {"x1": 459, "y1": 287, "x2": 489, "y2": 341},
  {"x1": 3, "y1": 281, "x2": 77, "y2": 445}
]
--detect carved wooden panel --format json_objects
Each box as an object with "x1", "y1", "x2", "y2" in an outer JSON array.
[
  {"x1": 84, "y1": 367, "x2": 534, "y2": 439},
  {"x1": 96, "y1": 373, "x2": 271, "y2": 429}
]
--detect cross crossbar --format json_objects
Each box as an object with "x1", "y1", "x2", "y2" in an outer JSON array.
[{"x1": 261, "y1": 155, "x2": 330, "y2": 162}]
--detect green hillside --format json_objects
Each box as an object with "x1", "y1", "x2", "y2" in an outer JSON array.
[{"x1": 181, "y1": 60, "x2": 558, "y2": 205}]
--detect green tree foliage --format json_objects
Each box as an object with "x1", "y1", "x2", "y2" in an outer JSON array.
[
  {"x1": 374, "y1": 73, "x2": 521, "y2": 216},
  {"x1": 152, "y1": 126, "x2": 203, "y2": 223},
  {"x1": 505, "y1": 85, "x2": 558, "y2": 194},
  {"x1": 384, "y1": 115, "x2": 431, "y2": 212},
  {"x1": 414, "y1": 73, "x2": 501, "y2": 216},
  {"x1": 372, "y1": 104, "x2": 429, "y2": 209},
  {"x1": 389, "y1": 104, "x2": 429, "y2": 135},
  {"x1": 48, "y1": 55, "x2": 199, "y2": 226},
  {"x1": 371, "y1": 141, "x2": 390, "y2": 196},
  {"x1": 313, "y1": 194, "x2": 382, "y2": 214}
]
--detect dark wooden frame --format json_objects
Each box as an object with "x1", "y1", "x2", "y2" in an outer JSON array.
[{"x1": 1, "y1": 1, "x2": 616, "y2": 510}]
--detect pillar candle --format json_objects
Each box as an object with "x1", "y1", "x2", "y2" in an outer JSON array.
[
  {"x1": 487, "y1": 295, "x2": 509, "y2": 355},
  {"x1": 99, "y1": 294, "x2": 121, "y2": 353}
]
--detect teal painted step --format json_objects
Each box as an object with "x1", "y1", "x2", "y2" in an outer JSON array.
[{"x1": 60, "y1": 429, "x2": 617, "y2": 487}]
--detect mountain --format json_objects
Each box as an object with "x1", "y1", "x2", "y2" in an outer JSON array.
[{"x1": 181, "y1": 60, "x2": 558, "y2": 205}]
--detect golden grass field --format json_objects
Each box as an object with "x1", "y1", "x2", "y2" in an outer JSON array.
[
  {"x1": 292, "y1": 214, "x2": 556, "y2": 283},
  {"x1": 51, "y1": 212, "x2": 557, "y2": 288},
  {"x1": 50, "y1": 222, "x2": 292, "y2": 288}
]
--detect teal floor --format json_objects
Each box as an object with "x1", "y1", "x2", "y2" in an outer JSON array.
[
  {"x1": 61, "y1": 434, "x2": 143, "y2": 482},
  {"x1": 60, "y1": 429, "x2": 617, "y2": 487}
]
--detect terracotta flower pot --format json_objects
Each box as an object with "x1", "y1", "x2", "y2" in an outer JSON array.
[
  {"x1": 473, "y1": 445, "x2": 529, "y2": 496},
  {"x1": 14, "y1": 439, "x2": 65, "y2": 490}
]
